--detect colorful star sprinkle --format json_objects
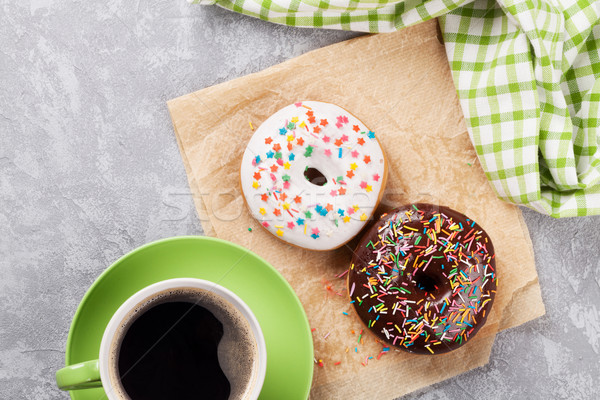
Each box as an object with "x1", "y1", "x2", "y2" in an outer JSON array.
[{"x1": 241, "y1": 101, "x2": 386, "y2": 250}]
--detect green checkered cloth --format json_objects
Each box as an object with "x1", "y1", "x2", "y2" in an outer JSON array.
[{"x1": 191, "y1": 0, "x2": 600, "y2": 217}]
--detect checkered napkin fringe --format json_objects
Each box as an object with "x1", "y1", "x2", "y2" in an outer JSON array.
[{"x1": 191, "y1": 0, "x2": 600, "y2": 217}]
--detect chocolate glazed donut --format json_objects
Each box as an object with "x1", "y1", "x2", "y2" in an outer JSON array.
[{"x1": 347, "y1": 203, "x2": 498, "y2": 355}]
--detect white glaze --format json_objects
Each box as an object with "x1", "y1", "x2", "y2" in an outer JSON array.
[{"x1": 240, "y1": 101, "x2": 386, "y2": 250}]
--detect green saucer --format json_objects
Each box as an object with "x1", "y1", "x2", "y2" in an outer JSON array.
[{"x1": 64, "y1": 236, "x2": 313, "y2": 400}]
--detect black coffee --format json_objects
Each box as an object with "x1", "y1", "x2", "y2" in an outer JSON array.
[{"x1": 117, "y1": 301, "x2": 230, "y2": 400}]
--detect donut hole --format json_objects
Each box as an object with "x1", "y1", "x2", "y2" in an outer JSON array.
[
  {"x1": 412, "y1": 270, "x2": 440, "y2": 294},
  {"x1": 304, "y1": 167, "x2": 327, "y2": 186}
]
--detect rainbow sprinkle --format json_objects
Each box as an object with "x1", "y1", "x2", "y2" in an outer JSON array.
[{"x1": 348, "y1": 204, "x2": 498, "y2": 355}]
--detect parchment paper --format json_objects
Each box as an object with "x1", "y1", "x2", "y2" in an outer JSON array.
[{"x1": 167, "y1": 19, "x2": 545, "y2": 400}]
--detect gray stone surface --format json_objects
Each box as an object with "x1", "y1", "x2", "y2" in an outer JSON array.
[{"x1": 0, "y1": 1, "x2": 598, "y2": 399}]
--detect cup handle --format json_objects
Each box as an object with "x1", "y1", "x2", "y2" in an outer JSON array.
[{"x1": 56, "y1": 360, "x2": 102, "y2": 391}]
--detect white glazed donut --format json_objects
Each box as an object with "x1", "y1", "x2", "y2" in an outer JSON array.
[{"x1": 240, "y1": 101, "x2": 387, "y2": 251}]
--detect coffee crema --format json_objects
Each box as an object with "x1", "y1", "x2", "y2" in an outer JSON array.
[{"x1": 108, "y1": 287, "x2": 258, "y2": 400}]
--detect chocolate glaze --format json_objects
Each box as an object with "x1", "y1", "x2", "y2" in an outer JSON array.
[{"x1": 347, "y1": 203, "x2": 497, "y2": 355}]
